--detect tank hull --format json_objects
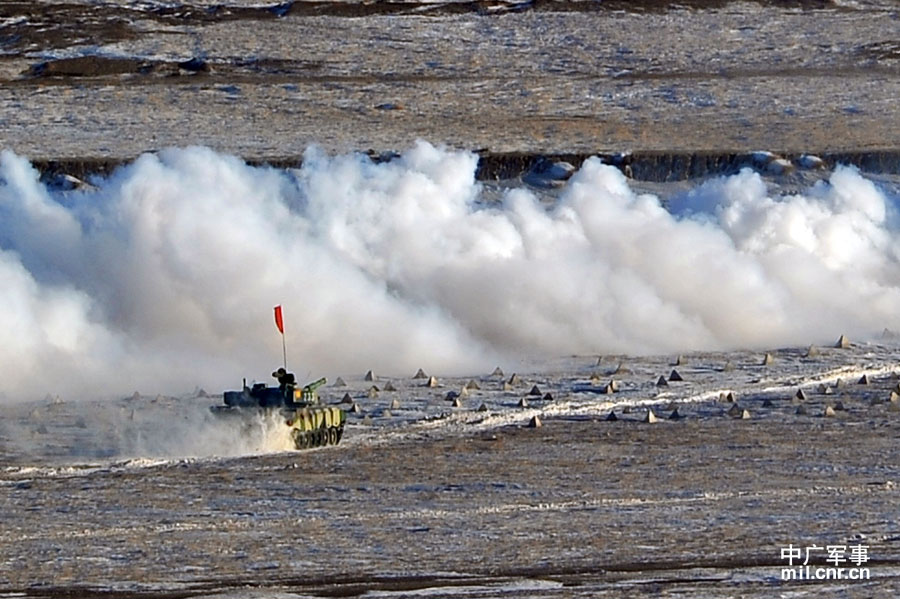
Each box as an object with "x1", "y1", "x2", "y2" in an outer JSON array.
[{"x1": 214, "y1": 378, "x2": 346, "y2": 450}]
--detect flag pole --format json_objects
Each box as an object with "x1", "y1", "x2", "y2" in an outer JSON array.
[{"x1": 282, "y1": 331, "x2": 287, "y2": 371}]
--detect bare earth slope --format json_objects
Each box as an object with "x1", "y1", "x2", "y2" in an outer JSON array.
[{"x1": 0, "y1": 0, "x2": 899, "y2": 161}]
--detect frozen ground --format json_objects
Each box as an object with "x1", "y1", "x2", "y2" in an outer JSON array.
[
  {"x1": 3, "y1": 1, "x2": 900, "y2": 597},
  {"x1": 3, "y1": 341, "x2": 900, "y2": 597},
  {"x1": 0, "y1": 1, "x2": 899, "y2": 160}
]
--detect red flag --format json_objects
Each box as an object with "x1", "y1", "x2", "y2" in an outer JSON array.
[{"x1": 274, "y1": 305, "x2": 284, "y2": 334}]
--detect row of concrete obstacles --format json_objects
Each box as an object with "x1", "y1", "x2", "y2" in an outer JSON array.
[
  {"x1": 339, "y1": 335, "x2": 873, "y2": 422},
  {"x1": 601, "y1": 404, "x2": 748, "y2": 424},
  {"x1": 335, "y1": 365, "x2": 555, "y2": 416},
  {"x1": 335, "y1": 366, "x2": 509, "y2": 385},
  {"x1": 598, "y1": 375, "x2": 900, "y2": 425},
  {"x1": 343, "y1": 334, "x2": 857, "y2": 390},
  {"x1": 589, "y1": 335, "x2": 866, "y2": 424},
  {"x1": 595, "y1": 335, "x2": 855, "y2": 376},
  {"x1": 380, "y1": 376, "x2": 899, "y2": 422}
]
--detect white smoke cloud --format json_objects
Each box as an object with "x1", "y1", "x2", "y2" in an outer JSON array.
[{"x1": 0, "y1": 142, "x2": 898, "y2": 401}]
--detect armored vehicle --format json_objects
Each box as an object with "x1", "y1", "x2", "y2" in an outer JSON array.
[{"x1": 213, "y1": 376, "x2": 346, "y2": 449}]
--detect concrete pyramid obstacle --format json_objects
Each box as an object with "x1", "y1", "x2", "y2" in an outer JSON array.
[
  {"x1": 858, "y1": 374, "x2": 870, "y2": 385},
  {"x1": 590, "y1": 373, "x2": 602, "y2": 385},
  {"x1": 364, "y1": 370, "x2": 376, "y2": 382},
  {"x1": 722, "y1": 360, "x2": 735, "y2": 372},
  {"x1": 669, "y1": 407, "x2": 682, "y2": 420},
  {"x1": 340, "y1": 393, "x2": 353, "y2": 404},
  {"x1": 528, "y1": 385, "x2": 542, "y2": 396},
  {"x1": 459, "y1": 386, "x2": 469, "y2": 397},
  {"x1": 383, "y1": 409, "x2": 393, "y2": 418},
  {"x1": 478, "y1": 403, "x2": 488, "y2": 412},
  {"x1": 833, "y1": 400, "x2": 845, "y2": 411},
  {"x1": 425, "y1": 375, "x2": 439, "y2": 388},
  {"x1": 795, "y1": 389, "x2": 807, "y2": 401},
  {"x1": 795, "y1": 404, "x2": 808, "y2": 415},
  {"x1": 503, "y1": 381, "x2": 514, "y2": 391},
  {"x1": 609, "y1": 379, "x2": 620, "y2": 392},
  {"x1": 383, "y1": 381, "x2": 396, "y2": 392},
  {"x1": 741, "y1": 409, "x2": 751, "y2": 419},
  {"x1": 675, "y1": 355, "x2": 687, "y2": 366},
  {"x1": 762, "y1": 398, "x2": 774, "y2": 408},
  {"x1": 622, "y1": 406, "x2": 633, "y2": 414},
  {"x1": 602, "y1": 383, "x2": 616, "y2": 395},
  {"x1": 350, "y1": 402, "x2": 362, "y2": 413},
  {"x1": 644, "y1": 409, "x2": 658, "y2": 423},
  {"x1": 390, "y1": 398, "x2": 401, "y2": 410},
  {"x1": 835, "y1": 334, "x2": 851, "y2": 349},
  {"x1": 466, "y1": 379, "x2": 481, "y2": 390},
  {"x1": 824, "y1": 386, "x2": 833, "y2": 395},
  {"x1": 805, "y1": 345, "x2": 820, "y2": 358},
  {"x1": 762, "y1": 353, "x2": 775, "y2": 366},
  {"x1": 817, "y1": 383, "x2": 828, "y2": 394},
  {"x1": 613, "y1": 363, "x2": 631, "y2": 375},
  {"x1": 452, "y1": 398, "x2": 462, "y2": 408},
  {"x1": 835, "y1": 378, "x2": 846, "y2": 388},
  {"x1": 508, "y1": 373, "x2": 520, "y2": 386},
  {"x1": 891, "y1": 391, "x2": 900, "y2": 403},
  {"x1": 669, "y1": 369, "x2": 684, "y2": 382},
  {"x1": 528, "y1": 415, "x2": 542, "y2": 428},
  {"x1": 413, "y1": 368, "x2": 428, "y2": 379},
  {"x1": 727, "y1": 404, "x2": 744, "y2": 418},
  {"x1": 518, "y1": 397, "x2": 529, "y2": 408},
  {"x1": 491, "y1": 366, "x2": 504, "y2": 377},
  {"x1": 656, "y1": 376, "x2": 668, "y2": 387},
  {"x1": 333, "y1": 377, "x2": 346, "y2": 387},
  {"x1": 367, "y1": 386, "x2": 379, "y2": 398},
  {"x1": 824, "y1": 405, "x2": 837, "y2": 417},
  {"x1": 605, "y1": 411, "x2": 618, "y2": 422},
  {"x1": 543, "y1": 392, "x2": 554, "y2": 401},
  {"x1": 724, "y1": 391, "x2": 736, "y2": 403}
]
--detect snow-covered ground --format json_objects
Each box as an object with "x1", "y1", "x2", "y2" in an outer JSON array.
[{"x1": 3, "y1": 339, "x2": 900, "y2": 597}]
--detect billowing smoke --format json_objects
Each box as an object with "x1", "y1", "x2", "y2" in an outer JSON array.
[{"x1": 0, "y1": 142, "x2": 898, "y2": 401}]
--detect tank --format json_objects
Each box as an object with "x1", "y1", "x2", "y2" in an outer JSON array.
[{"x1": 212, "y1": 376, "x2": 346, "y2": 450}]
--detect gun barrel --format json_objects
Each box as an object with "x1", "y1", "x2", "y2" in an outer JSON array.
[{"x1": 304, "y1": 377, "x2": 327, "y2": 391}]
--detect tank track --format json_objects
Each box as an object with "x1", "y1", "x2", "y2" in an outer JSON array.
[
  {"x1": 285, "y1": 405, "x2": 347, "y2": 450},
  {"x1": 290, "y1": 424, "x2": 345, "y2": 449}
]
